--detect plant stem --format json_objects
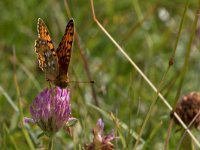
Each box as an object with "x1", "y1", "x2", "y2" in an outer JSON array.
[{"x1": 48, "y1": 136, "x2": 54, "y2": 150}]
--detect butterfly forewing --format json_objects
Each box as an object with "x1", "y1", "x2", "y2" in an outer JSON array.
[
  {"x1": 35, "y1": 18, "x2": 59, "y2": 82},
  {"x1": 37, "y1": 18, "x2": 55, "y2": 51},
  {"x1": 56, "y1": 19, "x2": 74, "y2": 76}
]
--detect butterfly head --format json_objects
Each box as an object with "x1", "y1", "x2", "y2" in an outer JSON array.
[{"x1": 55, "y1": 74, "x2": 70, "y2": 88}]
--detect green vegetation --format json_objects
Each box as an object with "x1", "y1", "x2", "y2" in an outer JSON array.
[{"x1": 0, "y1": 0, "x2": 200, "y2": 149}]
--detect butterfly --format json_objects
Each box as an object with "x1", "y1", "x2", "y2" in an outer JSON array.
[{"x1": 35, "y1": 18, "x2": 74, "y2": 88}]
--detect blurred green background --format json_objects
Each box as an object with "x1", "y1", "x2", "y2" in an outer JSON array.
[{"x1": 0, "y1": 0, "x2": 200, "y2": 149}]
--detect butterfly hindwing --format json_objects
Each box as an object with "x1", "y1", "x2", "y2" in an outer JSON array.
[{"x1": 35, "y1": 38, "x2": 59, "y2": 82}]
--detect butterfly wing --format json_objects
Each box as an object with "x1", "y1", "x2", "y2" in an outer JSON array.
[
  {"x1": 37, "y1": 18, "x2": 54, "y2": 51},
  {"x1": 55, "y1": 19, "x2": 74, "y2": 85},
  {"x1": 35, "y1": 18, "x2": 59, "y2": 82}
]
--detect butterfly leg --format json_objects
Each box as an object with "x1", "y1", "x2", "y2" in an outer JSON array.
[{"x1": 48, "y1": 80, "x2": 52, "y2": 88}]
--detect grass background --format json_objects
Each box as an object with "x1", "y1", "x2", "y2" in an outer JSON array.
[{"x1": 0, "y1": 0, "x2": 200, "y2": 149}]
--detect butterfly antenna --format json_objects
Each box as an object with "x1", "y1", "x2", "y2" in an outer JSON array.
[{"x1": 69, "y1": 80, "x2": 95, "y2": 84}]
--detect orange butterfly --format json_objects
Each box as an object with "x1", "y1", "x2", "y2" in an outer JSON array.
[{"x1": 35, "y1": 18, "x2": 74, "y2": 88}]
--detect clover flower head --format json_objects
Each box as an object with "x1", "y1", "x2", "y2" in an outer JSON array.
[
  {"x1": 24, "y1": 87, "x2": 71, "y2": 136},
  {"x1": 171, "y1": 92, "x2": 200, "y2": 128},
  {"x1": 85, "y1": 118, "x2": 116, "y2": 150}
]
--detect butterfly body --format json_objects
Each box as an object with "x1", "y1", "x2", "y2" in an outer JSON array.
[{"x1": 35, "y1": 18, "x2": 74, "y2": 88}]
